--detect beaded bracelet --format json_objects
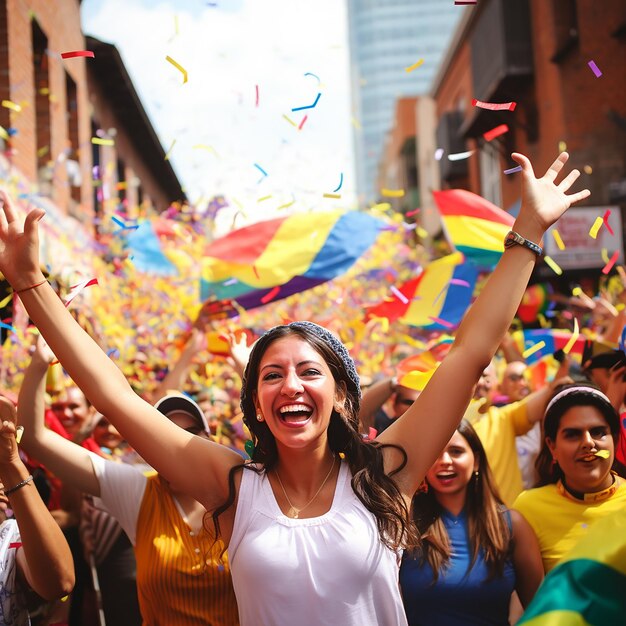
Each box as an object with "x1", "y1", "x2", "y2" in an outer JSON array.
[
  {"x1": 4, "y1": 474, "x2": 34, "y2": 496},
  {"x1": 14, "y1": 279, "x2": 47, "y2": 294}
]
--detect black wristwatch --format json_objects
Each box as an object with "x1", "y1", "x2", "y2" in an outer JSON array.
[{"x1": 504, "y1": 231, "x2": 543, "y2": 256}]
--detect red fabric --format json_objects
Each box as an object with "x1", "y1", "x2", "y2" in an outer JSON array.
[
  {"x1": 433, "y1": 189, "x2": 515, "y2": 225},
  {"x1": 617, "y1": 411, "x2": 626, "y2": 466}
]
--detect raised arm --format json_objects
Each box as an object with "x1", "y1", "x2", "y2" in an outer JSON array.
[
  {"x1": 17, "y1": 336, "x2": 100, "y2": 495},
  {"x1": 0, "y1": 397, "x2": 75, "y2": 600},
  {"x1": 380, "y1": 152, "x2": 590, "y2": 498},
  {"x1": 0, "y1": 191, "x2": 241, "y2": 511}
]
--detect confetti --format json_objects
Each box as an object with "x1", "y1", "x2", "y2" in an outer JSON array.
[
  {"x1": 64, "y1": 278, "x2": 98, "y2": 308},
  {"x1": 1, "y1": 100, "x2": 22, "y2": 112},
  {"x1": 277, "y1": 199, "x2": 295, "y2": 210},
  {"x1": 304, "y1": 72, "x2": 321, "y2": 84},
  {"x1": 562, "y1": 318, "x2": 580, "y2": 355},
  {"x1": 552, "y1": 230, "x2": 565, "y2": 250},
  {"x1": 602, "y1": 250, "x2": 619, "y2": 275},
  {"x1": 165, "y1": 55, "x2": 188, "y2": 83},
  {"x1": 15, "y1": 426, "x2": 24, "y2": 444},
  {"x1": 37, "y1": 145, "x2": 49, "y2": 158},
  {"x1": 589, "y1": 216, "x2": 604, "y2": 239},
  {"x1": 282, "y1": 114, "x2": 297, "y2": 127},
  {"x1": 333, "y1": 173, "x2": 344, "y2": 192},
  {"x1": 381, "y1": 188, "x2": 405, "y2": 198},
  {"x1": 429, "y1": 316, "x2": 455, "y2": 329},
  {"x1": 323, "y1": 193, "x2": 341, "y2": 199},
  {"x1": 587, "y1": 60, "x2": 602, "y2": 78},
  {"x1": 434, "y1": 148, "x2": 444, "y2": 161},
  {"x1": 455, "y1": 0, "x2": 477, "y2": 4},
  {"x1": 483, "y1": 124, "x2": 509, "y2": 142},
  {"x1": 449, "y1": 278, "x2": 471, "y2": 287},
  {"x1": 405, "y1": 59, "x2": 424, "y2": 73},
  {"x1": 503, "y1": 165, "x2": 522, "y2": 175},
  {"x1": 254, "y1": 163, "x2": 268, "y2": 177},
  {"x1": 583, "y1": 165, "x2": 593, "y2": 174},
  {"x1": 257, "y1": 195, "x2": 272, "y2": 202},
  {"x1": 252, "y1": 265, "x2": 260, "y2": 278},
  {"x1": 390, "y1": 285, "x2": 409, "y2": 304},
  {"x1": 292, "y1": 92, "x2": 321, "y2": 112},
  {"x1": 0, "y1": 322, "x2": 17, "y2": 334},
  {"x1": 447, "y1": 150, "x2": 474, "y2": 161},
  {"x1": 298, "y1": 115, "x2": 308, "y2": 130},
  {"x1": 472, "y1": 98, "x2": 516, "y2": 111},
  {"x1": 558, "y1": 140, "x2": 567, "y2": 153},
  {"x1": 368, "y1": 427, "x2": 378, "y2": 440},
  {"x1": 164, "y1": 139, "x2": 176, "y2": 161},
  {"x1": 544, "y1": 255, "x2": 563, "y2": 275},
  {"x1": 523, "y1": 341, "x2": 546, "y2": 359},
  {"x1": 260, "y1": 286, "x2": 280, "y2": 304},
  {"x1": 61, "y1": 50, "x2": 95, "y2": 59},
  {"x1": 603, "y1": 209, "x2": 614, "y2": 235},
  {"x1": 594, "y1": 450, "x2": 610, "y2": 459},
  {"x1": 255, "y1": 84, "x2": 259, "y2": 107},
  {"x1": 0, "y1": 126, "x2": 9, "y2": 141},
  {"x1": 405, "y1": 208, "x2": 420, "y2": 217},
  {"x1": 91, "y1": 137, "x2": 114, "y2": 146}
]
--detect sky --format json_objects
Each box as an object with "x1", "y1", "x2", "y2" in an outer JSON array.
[{"x1": 81, "y1": 0, "x2": 356, "y2": 232}]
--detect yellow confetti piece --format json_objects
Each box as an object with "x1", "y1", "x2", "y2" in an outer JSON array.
[
  {"x1": 91, "y1": 137, "x2": 115, "y2": 146},
  {"x1": 558, "y1": 140, "x2": 567, "y2": 153},
  {"x1": 544, "y1": 255, "x2": 563, "y2": 275},
  {"x1": 416, "y1": 227, "x2": 429, "y2": 239},
  {"x1": 589, "y1": 216, "x2": 603, "y2": 239},
  {"x1": 617, "y1": 303, "x2": 626, "y2": 312},
  {"x1": 165, "y1": 55, "x2": 188, "y2": 83},
  {"x1": 552, "y1": 229, "x2": 565, "y2": 250},
  {"x1": 0, "y1": 126, "x2": 9, "y2": 141},
  {"x1": 405, "y1": 58, "x2": 424, "y2": 73},
  {"x1": 1, "y1": 100, "x2": 21, "y2": 112},
  {"x1": 601, "y1": 248, "x2": 610, "y2": 264},
  {"x1": 257, "y1": 194, "x2": 272, "y2": 202},
  {"x1": 537, "y1": 313, "x2": 550, "y2": 328},
  {"x1": 323, "y1": 193, "x2": 341, "y2": 199},
  {"x1": 37, "y1": 145, "x2": 49, "y2": 158},
  {"x1": 282, "y1": 114, "x2": 297, "y2": 127},
  {"x1": 164, "y1": 139, "x2": 176, "y2": 161},
  {"x1": 39, "y1": 87, "x2": 49, "y2": 95},
  {"x1": 15, "y1": 426, "x2": 24, "y2": 444},
  {"x1": 563, "y1": 318, "x2": 580, "y2": 355},
  {"x1": 572, "y1": 287, "x2": 583, "y2": 297},
  {"x1": 351, "y1": 116, "x2": 362, "y2": 130},
  {"x1": 583, "y1": 165, "x2": 593, "y2": 175},
  {"x1": 381, "y1": 188, "x2": 405, "y2": 198},
  {"x1": 523, "y1": 341, "x2": 546, "y2": 359},
  {"x1": 277, "y1": 199, "x2": 295, "y2": 210},
  {"x1": 0, "y1": 292, "x2": 13, "y2": 308},
  {"x1": 595, "y1": 449, "x2": 610, "y2": 459}
]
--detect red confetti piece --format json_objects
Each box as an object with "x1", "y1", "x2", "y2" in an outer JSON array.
[
  {"x1": 472, "y1": 98, "x2": 516, "y2": 111},
  {"x1": 483, "y1": 124, "x2": 509, "y2": 142},
  {"x1": 298, "y1": 115, "x2": 308, "y2": 130},
  {"x1": 8, "y1": 542, "x2": 22, "y2": 550},
  {"x1": 255, "y1": 84, "x2": 259, "y2": 107},
  {"x1": 602, "y1": 250, "x2": 619, "y2": 275},
  {"x1": 368, "y1": 427, "x2": 378, "y2": 440},
  {"x1": 252, "y1": 265, "x2": 260, "y2": 278},
  {"x1": 405, "y1": 208, "x2": 420, "y2": 217},
  {"x1": 428, "y1": 316, "x2": 455, "y2": 329},
  {"x1": 260, "y1": 286, "x2": 280, "y2": 304},
  {"x1": 61, "y1": 50, "x2": 95, "y2": 59},
  {"x1": 603, "y1": 209, "x2": 614, "y2": 235},
  {"x1": 64, "y1": 278, "x2": 98, "y2": 308}
]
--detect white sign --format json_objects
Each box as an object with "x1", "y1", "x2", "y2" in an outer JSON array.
[{"x1": 544, "y1": 206, "x2": 623, "y2": 270}]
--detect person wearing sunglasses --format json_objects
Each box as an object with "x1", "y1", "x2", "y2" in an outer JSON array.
[{"x1": 17, "y1": 338, "x2": 239, "y2": 626}]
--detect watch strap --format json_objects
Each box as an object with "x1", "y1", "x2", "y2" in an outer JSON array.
[{"x1": 504, "y1": 231, "x2": 543, "y2": 256}]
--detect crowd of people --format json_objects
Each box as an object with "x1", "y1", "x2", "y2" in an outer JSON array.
[{"x1": 0, "y1": 152, "x2": 623, "y2": 625}]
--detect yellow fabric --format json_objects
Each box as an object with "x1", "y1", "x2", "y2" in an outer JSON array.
[
  {"x1": 513, "y1": 482, "x2": 626, "y2": 573},
  {"x1": 464, "y1": 399, "x2": 531, "y2": 506},
  {"x1": 520, "y1": 611, "x2": 591, "y2": 626},
  {"x1": 135, "y1": 475, "x2": 239, "y2": 625}
]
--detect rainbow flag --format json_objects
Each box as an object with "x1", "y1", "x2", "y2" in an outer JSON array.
[
  {"x1": 433, "y1": 189, "x2": 515, "y2": 267},
  {"x1": 512, "y1": 328, "x2": 586, "y2": 364},
  {"x1": 365, "y1": 252, "x2": 477, "y2": 330},
  {"x1": 200, "y1": 210, "x2": 384, "y2": 310},
  {"x1": 518, "y1": 507, "x2": 626, "y2": 626}
]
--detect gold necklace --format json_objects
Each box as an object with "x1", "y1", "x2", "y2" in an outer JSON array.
[{"x1": 275, "y1": 456, "x2": 336, "y2": 519}]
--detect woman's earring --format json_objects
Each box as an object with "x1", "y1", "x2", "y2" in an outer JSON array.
[
  {"x1": 474, "y1": 471, "x2": 479, "y2": 478},
  {"x1": 256, "y1": 413, "x2": 263, "y2": 422}
]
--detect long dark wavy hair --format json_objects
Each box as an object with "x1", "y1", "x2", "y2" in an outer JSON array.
[
  {"x1": 209, "y1": 322, "x2": 419, "y2": 551},
  {"x1": 409, "y1": 419, "x2": 511, "y2": 581},
  {"x1": 535, "y1": 383, "x2": 620, "y2": 486}
]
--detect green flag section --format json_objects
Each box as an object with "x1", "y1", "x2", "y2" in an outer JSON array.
[{"x1": 518, "y1": 509, "x2": 626, "y2": 626}]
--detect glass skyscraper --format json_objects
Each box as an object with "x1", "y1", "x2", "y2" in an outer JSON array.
[{"x1": 347, "y1": 0, "x2": 462, "y2": 205}]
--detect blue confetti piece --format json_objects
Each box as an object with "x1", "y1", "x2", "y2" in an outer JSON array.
[
  {"x1": 332, "y1": 172, "x2": 344, "y2": 192},
  {"x1": 291, "y1": 92, "x2": 321, "y2": 112}
]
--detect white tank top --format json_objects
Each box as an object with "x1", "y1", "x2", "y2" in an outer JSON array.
[{"x1": 229, "y1": 459, "x2": 408, "y2": 626}]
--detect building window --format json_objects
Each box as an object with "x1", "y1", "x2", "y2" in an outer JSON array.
[
  {"x1": 117, "y1": 158, "x2": 127, "y2": 209},
  {"x1": 65, "y1": 72, "x2": 81, "y2": 205},
  {"x1": 479, "y1": 143, "x2": 502, "y2": 208},
  {"x1": 32, "y1": 20, "x2": 52, "y2": 193}
]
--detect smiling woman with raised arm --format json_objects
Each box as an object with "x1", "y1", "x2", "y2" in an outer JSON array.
[{"x1": 0, "y1": 152, "x2": 590, "y2": 625}]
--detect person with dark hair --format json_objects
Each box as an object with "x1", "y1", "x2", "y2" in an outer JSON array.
[
  {"x1": 400, "y1": 420, "x2": 543, "y2": 625},
  {"x1": 514, "y1": 384, "x2": 626, "y2": 573},
  {"x1": 0, "y1": 151, "x2": 590, "y2": 625}
]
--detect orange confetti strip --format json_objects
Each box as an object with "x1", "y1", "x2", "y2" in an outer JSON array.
[
  {"x1": 523, "y1": 341, "x2": 546, "y2": 359},
  {"x1": 602, "y1": 250, "x2": 619, "y2": 275},
  {"x1": 589, "y1": 216, "x2": 604, "y2": 239},
  {"x1": 552, "y1": 230, "x2": 565, "y2": 250},
  {"x1": 260, "y1": 286, "x2": 280, "y2": 304}
]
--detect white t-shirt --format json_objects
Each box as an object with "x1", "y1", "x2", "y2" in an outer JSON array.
[
  {"x1": 229, "y1": 460, "x2": 408, "y2": 626},
  {"x1": 0, "y1": 520, "x2": 29, "y2": 625}
]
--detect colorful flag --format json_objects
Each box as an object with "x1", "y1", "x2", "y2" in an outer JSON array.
[
  {"x1": 365, "y1": 252, "x2": 478, "y2": 330},
  {"x1": 518, "y1": 507, "x2": 626, "y2": 626},
  {"x1": 512, "y1": 328, "x2": 586, "y2": 364},
  {"x1": 200, "y1": 210, "x2": 384, "y2": 309},
  {"x1": 126, "y1": 221, "x2": 178, "y2": 276},
  {"x1": 433, "y1": 189, "x2": 515, "y2": 267}
]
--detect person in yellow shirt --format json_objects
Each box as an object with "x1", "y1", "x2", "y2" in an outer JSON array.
[{"x1": 514, "y1": 384, "x2": 626, "y2": 573}]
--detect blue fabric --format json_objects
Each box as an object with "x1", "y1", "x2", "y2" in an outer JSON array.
[{"x1": 400, "y1": 509, "x2": 515, "y2": 626}]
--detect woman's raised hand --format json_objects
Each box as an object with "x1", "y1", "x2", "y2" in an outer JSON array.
[
  {"x1": 0, "y1": 191, "x2": 45, "y2": 290},
  {"x1": 511, "y1": 152, "x2": 590, "y2": 235}
]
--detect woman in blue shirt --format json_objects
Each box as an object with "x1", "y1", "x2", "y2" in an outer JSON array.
[{"x1": 400, "y1": 420, "x2": 543, "y2": 625}]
